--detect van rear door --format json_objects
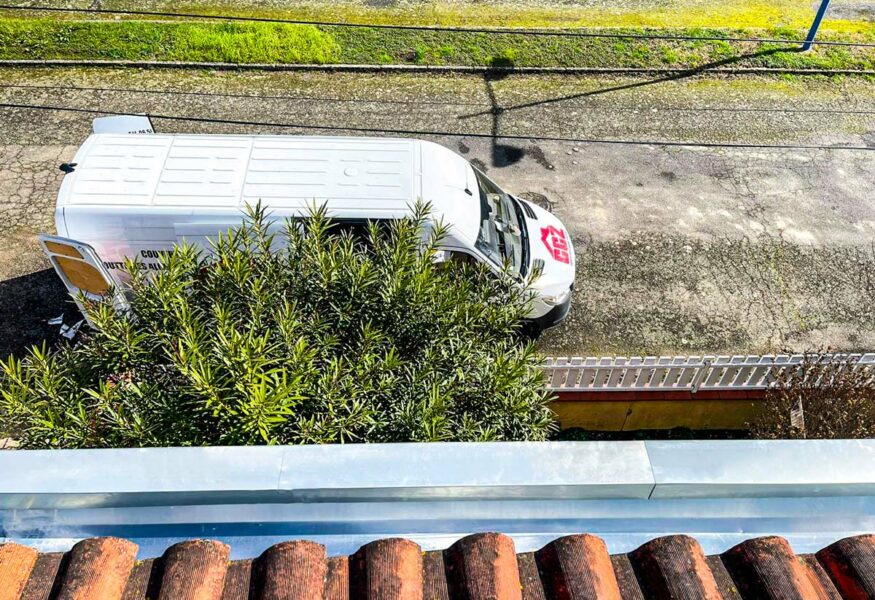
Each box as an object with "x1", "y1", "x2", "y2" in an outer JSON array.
[
  {"x1": 91, "y1": 114, "x2": 154, "y2": 134},
  {"x1": 38, "y1": 234, "x2": 130, "y2": 321}
]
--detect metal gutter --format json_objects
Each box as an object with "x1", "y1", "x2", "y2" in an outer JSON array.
[
  {"x1": 1, "y1": 440, "x2": 874, "y2": 558},
  {"x1": 647, "y1": 440, "x2": 875, "y2": 498},
  {"x1": 0, "y1": 442, "x2": 653, "y2": 508}
]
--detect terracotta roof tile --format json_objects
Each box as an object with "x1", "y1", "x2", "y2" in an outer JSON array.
[
  {"x1": 220, "y1": 560, "x2": 252, "y2": 600},
  {"x1": 445, "y1": 533, "x2": 521, "y2": 600},
  {"x1": 423, "y1": 551, "x2": 450, "y2": 600},
  {"x1": 515, "y1": 552, "x2": 546, "y2": 600},
  {"x1": 351, "y1": 538, "x2": 422, "y2": 600},
  {"x1": 704, "y1": 555, "x2": 743, "y2": 600},
  {"x1": 817, "y1": 534, "x2": 875, "y2": 599},
  {"x1": 2, "y1": 533, "x2": 875, "y2": 600},
  {"x1": 798, "y1": 556, "x2": 844, "y2": 600},
  {"x1": 20, "y1": 552, "x2": 65, "y2": 600},
  {"x1": 0, "y1": 543, "x2": 38, "y2": 600},
  {"x1": 121, "y1": 558, "x2": 160, "y2": 600},
  {"x1": 629, "y1": 535, "x2": 722, "y2": 600},
  {"x1": 254, "y1": 541, "x2": 324, "y2": 600},
  {"x1": 158, "y1": 540, "x2": 230, "y2": 600},
  {"x1": 608, "y1": 554, "x2": 645, "y2": 600},
  {"x1": 536, "y1": 534, "x2": 621, "y2": 600},
  {"x1": 323, "y1": 555, "x2": 349, "y2": 600},
  {"x1": 57, "y1": 538, "x2": 137, "y2": 600},
  {"x1": 722, "y1": 536, "x2": 830, "y2": 599}
]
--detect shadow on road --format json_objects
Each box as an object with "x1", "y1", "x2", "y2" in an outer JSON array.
[
  {"x1": 483, "y1": 64, "x2": 527, "y2": 168},
  {"x1": 0, "y1": 269, "x2": 74, "y2": 359},
  {"x1": 463, "y1": 47, "x2": 794, "y2": 125}
]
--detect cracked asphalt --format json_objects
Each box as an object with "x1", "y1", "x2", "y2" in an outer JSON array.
[{"x1": 1, "y1": 67, "x2": 874, "y2": 357}]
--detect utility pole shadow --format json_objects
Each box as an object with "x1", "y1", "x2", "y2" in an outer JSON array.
[
  {"x1": 463, "y1": 48, "x2": 795, "y2": 123},
  {"x1": 483, "y1": 61, "x2": 526, "y2": 168}
]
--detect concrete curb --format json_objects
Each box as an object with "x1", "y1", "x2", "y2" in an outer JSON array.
[{"x1": 2, "y1": 59, "x2": 875, "y2": 76}]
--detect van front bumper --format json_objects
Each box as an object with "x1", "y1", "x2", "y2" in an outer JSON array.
[{"x1": 527, "y1": 297, "x2": 571, "y2": 333}]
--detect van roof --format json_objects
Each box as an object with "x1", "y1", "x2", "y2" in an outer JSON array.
[{"x1": 59, "y1": 134, "x2": 481, "y2": 242}]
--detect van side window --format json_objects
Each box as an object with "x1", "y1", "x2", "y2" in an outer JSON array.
[{"x1": 300, "y1": 219, "x2": 392, "y2": 243}]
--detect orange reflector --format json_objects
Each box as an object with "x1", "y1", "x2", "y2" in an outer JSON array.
[
  {"x1": 44, "y1": 241, "x2": 83, "y2": 259},
  {"x1": 54, "y1": 256, "x2": 110, "y2": 295}
]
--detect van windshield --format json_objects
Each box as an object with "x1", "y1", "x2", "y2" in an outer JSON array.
[{"x1": 473, "y1": 169, "x2": 527, "y2": 277}]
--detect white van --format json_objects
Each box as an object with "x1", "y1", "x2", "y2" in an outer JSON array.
[{"x1": 40, "y1": 118, "x2": 575, "y2": 332}]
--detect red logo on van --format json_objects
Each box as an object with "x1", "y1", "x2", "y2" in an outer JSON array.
[{"x1": 541, "y1": 226, "x2": 570, "y2": 264}]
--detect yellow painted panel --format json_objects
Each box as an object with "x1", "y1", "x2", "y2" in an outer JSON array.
[
  {"x1": 54, "y1": 256, "x2": 110, "y2": 295},
  {"x1": 550, "y1": 399, "x2": 766, "y2": 431},
  {"x1": 44, "y1": 240, "x2": 83, "y2": 259},
  {"x1": 623, "y1": 400, "x2": 762, "y2": 430},
  {"x1": 550, "y1": 401, "x2": 631, "y2": 431}
]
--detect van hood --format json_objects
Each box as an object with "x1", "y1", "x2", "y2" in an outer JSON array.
[
  {"x1": 521, "y1": 199, "x2": 575, "y2": 294},
  {"x1": 419, "y1": 142, "x2": 481, "y2": 243}
]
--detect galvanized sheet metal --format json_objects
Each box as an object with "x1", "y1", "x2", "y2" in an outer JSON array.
[{"x1": 2, "y1": 440, "x2": 874, "y2": 559}]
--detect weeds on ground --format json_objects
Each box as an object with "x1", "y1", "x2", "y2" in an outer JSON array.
[{"x1": 751, "y1": 353, "x2": 875, "y2": 439}]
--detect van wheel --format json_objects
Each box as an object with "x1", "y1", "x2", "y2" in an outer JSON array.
[{"x1": 518, "y1": 321, "x2": 543, "y2": 342}]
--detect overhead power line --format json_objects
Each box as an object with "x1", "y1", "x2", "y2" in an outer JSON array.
[
  {"x1": 5, "y1": 82, "x2": 875, "y2": 115},
  {"x1": 1, "y1": 101, "x2": 873, "y2": 151},
  {"x1": 2, "y1": 4, "x2": 875, "y2": 48}
]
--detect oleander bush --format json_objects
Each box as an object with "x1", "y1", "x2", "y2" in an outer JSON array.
[
  {"x1": 1, "y1": 204, "x2": 555, "y2": 448},
  {"x1": 751, "y1": 353, "x2": 875, "y2": 439}
]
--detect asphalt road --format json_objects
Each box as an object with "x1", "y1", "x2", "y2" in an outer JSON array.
[{"x1": 1, "y1": 67, "x2": 875, "y2": 358}]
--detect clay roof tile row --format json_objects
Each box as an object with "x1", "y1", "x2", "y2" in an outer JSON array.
[{"x1": 1, "y1": 532, "x2": 874, "y2": 600}]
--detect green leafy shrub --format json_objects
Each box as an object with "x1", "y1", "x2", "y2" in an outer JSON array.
[{"x1": 0, "y1": 204, "x2": 555, "y2": 448}]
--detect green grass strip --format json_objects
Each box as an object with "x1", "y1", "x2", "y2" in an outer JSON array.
[
  {"x1": 0, "y1": 19, "x2": 341, "y2": 63},
  {"x1": 29, "y1": 0, "x2": 875, "y2": 34},
  {"x1": 1, "y1": 18, "x2": 874, "y2": 71}
]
